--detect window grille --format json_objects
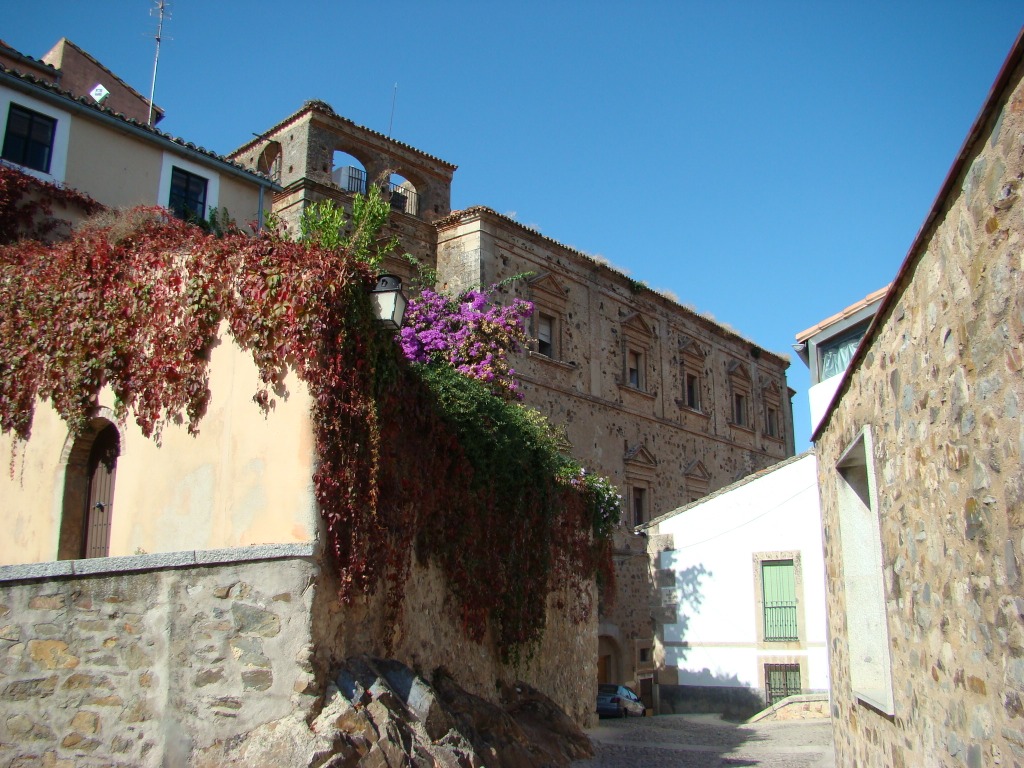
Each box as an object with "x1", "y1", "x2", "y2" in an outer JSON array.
[{"x1": 764, "y1": 663, "x2": 801, "y2": 706}]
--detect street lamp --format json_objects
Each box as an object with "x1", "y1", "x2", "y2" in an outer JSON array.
[{"x1": 370, "y1": 274, "x2": 408, "y2": 330}]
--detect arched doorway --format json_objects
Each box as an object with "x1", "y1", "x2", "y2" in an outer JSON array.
[{"x1": 58, "y1": 420, "x2": 120, "y2": 559}]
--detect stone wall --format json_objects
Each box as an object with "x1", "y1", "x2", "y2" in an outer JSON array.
[
  {"x1": 815, "y1": 51, "x2": 1024, "y2": 767},
  {"x1": 0, "y1": 545, "x2": 597, "y2": 765},
  {"x1": 0, "y1": 546, "x2": 319, "y2": 767}
]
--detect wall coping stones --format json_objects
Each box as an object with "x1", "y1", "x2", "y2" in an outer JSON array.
[
  {"x1": 746, "y1": 692, "x2": 830, "y2": 724},
  {"x1": 0, "y1": 542, "x2": 317, "y2": 583}
]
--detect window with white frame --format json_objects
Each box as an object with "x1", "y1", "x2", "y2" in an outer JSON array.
[{"x1": 169, "y1": 166, "x2": 209, "y2": 221}]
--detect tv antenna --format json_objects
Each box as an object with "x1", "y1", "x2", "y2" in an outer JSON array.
[
  {"x1": 388, "y1": 83, "x2": 398, "y2": 137},
  {"x1": 147, "y1": 0, "x2": 170, "y2": 126}
]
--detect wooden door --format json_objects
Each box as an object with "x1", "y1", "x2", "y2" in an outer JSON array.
[{"x1": 83, "y1": 424, "x2": 119, "y2": 558}]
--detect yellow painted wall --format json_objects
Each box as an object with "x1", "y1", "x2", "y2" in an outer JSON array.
[
  {"x1": 0, "y1": 331, "x2": 317, "y2": 565},
  {"x1": 217, "y1": 173, "x2": 264, "y2": 227},
  {"x1": 64, "y1": 118, "x2": 162, "y2": 209}
]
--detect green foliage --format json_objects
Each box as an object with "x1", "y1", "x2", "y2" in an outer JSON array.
[
  {"x1": 299, "y1": 199, "x2": 348, "y2": 250},
  {"x1": 402, "y1": 253, "x2": 438, "y2": 291},
  {"x1": 380, "y1": 363, "x2": 618, "y2": 661},
  {"x1": 298, "y1": 186, "x2": 396, "y2": 269},
  {"x1": 203, "y1": 206, "x2": 238, "y2": 238},
  {"x1": 627, "y1": 277, "x2": 647, "y2": 294}
]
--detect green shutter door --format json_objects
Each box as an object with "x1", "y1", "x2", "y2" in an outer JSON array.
[{"x1": 762, "y1": 559, "x2": 797, "y2": 641}]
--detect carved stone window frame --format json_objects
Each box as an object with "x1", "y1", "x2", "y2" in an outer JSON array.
[
  {"x1": 528, "y1": 273, "x2": 569, "y2": 364},
  {"x1": 683, "y1": 459, "x2": 711, "y2": 504},
  {"x1": 677, "y1": 336, "x2": 709, "y2": 413},
  {"x1": 762, "y1": 380, "x2": 784, "y2": 441},
  {"x1": 624, "y1": 444, "x2": 658, "y2": 528},
  {"x1": 620, "y1": 313, "x2": 655, "y2": 395},
  {"x1": 727, "y1": 360, "x2": 753, "y2": 431}
]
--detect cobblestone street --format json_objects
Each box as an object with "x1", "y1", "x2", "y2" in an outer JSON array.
[{"x1": 573, "y1": 714, "x2": 836, "y2": 768}]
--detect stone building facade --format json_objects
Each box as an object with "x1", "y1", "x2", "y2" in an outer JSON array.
[
  {"x1": 814, "y1": 30, "x2": 1024, "y2": 767},
  {"x1": 231, "y1": 106, "x2": 796, "y2": 702}
]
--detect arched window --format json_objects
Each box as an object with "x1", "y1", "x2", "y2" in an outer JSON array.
[
  {"x1": 58, "y1": 420, "x2": 120, "y2": 559},
  {"x1": 387, "y1": 173, "x2": 419, "y2": 216},
  {"x1": 257, "y1": 141, "x2": 282, "y2": 184},
  {"x1": 331, "y1": 150, "x2": 367, "y2": 194}
]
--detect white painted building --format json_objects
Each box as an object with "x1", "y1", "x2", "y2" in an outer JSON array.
[
  {"x1": 642, "y1": 452, "x2": 827, "y2": 709},
  {"x1": 793, "y1": 286, "x2": 889, "y2": 434}
]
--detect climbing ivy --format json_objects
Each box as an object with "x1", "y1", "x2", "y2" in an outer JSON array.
[{"x1": 0, "y1": 167, "x2": 619, "y2": 661}]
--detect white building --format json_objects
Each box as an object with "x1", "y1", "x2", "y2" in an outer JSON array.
[
  {"x1": 642, "y1": 452, "x2": 827, "y2": 712},
  {"x1": 793, "y1": 286, "x2": 889, "y2": 434}
]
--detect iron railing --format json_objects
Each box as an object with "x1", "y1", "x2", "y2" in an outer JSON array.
[
  {"x1": 763, "y1": 602, "x2": 798, "y2": 641},
  {"x1": 765, "y1": 663, "x2": 801, "y2": 706},
  {"x1": 385, "y1": 180, "x2": 419, "y2": 216}
]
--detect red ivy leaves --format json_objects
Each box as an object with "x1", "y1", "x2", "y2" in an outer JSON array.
[{"x1": 0, "y1": 164, "x2": 102, "y2": 245}]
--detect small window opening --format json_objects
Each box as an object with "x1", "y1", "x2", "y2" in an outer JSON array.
[
  {"x1": 733, "y1": 393, "x2": 747, "y2": 426},
  {"x1": 537, "y1": 313, "x2": 554, "y2": 357},
  {"x1": 628, "y1": 350, "x2": 642, "y2": 389},
  {"x1": 685, "y1": 373, "x2": 700, "y2": 409},
  {"x1": 632, "y1": 487, "x2": 646, "y2": 527}
]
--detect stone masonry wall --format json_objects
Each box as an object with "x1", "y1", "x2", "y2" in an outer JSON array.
[
  {"x1": 0, "y1": 547, "x2": 319, "y2": 767},
  {"x1": 0, "y1": 545, "x2": 598, "y2": 765},
  {"x1": 311, "y1": 556, "x2": 598, "y2": 728},
  {"x1": 816, "y1": 56, "x2": 1024, "y2": 767}
]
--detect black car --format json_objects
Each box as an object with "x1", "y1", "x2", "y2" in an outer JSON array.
[{"x1": 596, "y1": 684, "x2": 646, "y2": 718}]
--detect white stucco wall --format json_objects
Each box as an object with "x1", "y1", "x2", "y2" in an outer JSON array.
[
  {"x1": 649, "y1": 453, "x2": 828, "y2": 693},
  {"x1": 808, "y1": 376, "x2": 842, "y2": 435}
]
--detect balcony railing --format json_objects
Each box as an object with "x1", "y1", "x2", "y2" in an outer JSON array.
[
  {"x1": 763, "y1": 602, "x2": 798, "y2": 641},
  {"x1": 385, "y1": 180, "x2": 419, "y2": 216},
  {"x1": 331, "y1": 165, "x2": 367, "y2": 195},
  {"x1": 328, "y1": 166, "x2": 420, "y2": 217}
]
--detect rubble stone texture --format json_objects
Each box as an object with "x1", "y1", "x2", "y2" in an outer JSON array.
[
  {"x1": 815, "y1": 52, "x2": 1024, "y2": 766},
  {"x1": 0, "y1": 553, "x2": 595, "y2": 766}
]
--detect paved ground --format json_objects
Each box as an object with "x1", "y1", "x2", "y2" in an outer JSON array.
[{"x1": 573, "y1": 713, "x2": 836, "y2": 768}]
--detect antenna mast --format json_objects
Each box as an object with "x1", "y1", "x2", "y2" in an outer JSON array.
[
  {"x1": 147, "y1": 0, "x2": 168, "y2": 126},
  {"x1": 388, "y1": 83, "x2": 398, "y2": 137}
]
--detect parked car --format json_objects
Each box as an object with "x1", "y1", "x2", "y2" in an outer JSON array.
[{"x1": 596, "y1": 684, "x2": 646, "y2": 718}]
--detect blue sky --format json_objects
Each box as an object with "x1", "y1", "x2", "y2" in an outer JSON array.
[{"x1": 5, "y1": 2, "x2": 1023, "y2": 448}]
